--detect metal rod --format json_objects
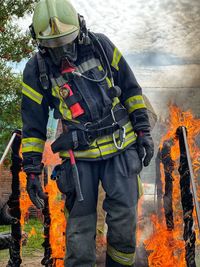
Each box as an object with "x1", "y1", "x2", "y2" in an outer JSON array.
[
  {"x1": 182, "y1": 126, "x2": 200, "y2": 231},
  {"x1": 0, "y1": 132, "x2": 17, "y2": 165}
]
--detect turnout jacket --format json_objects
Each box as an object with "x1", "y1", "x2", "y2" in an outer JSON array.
[{"x1": 21, "y1": 33, "x2": 150, "y2": 174}]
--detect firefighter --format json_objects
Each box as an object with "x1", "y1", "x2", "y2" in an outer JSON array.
[{"x1": 21, "y1": 0, "x2": 154, "y2": 266}]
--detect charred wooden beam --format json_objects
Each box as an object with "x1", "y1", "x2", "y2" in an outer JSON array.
[
  {"x1": 176, "y1": 127, "x2": 196, "y2": 267},
  {"x1": 7, "y1": 130, "x2": 22, "y2": 267},
  {"x1": 160, "y1": 138, "x2": 175, "y2": 230},
  {"x1": 41, "y1": 166, "x2": 53, "y2": 267},
  {"x1": 155, "y1": 149, "x2": 163, "y2": 219}
]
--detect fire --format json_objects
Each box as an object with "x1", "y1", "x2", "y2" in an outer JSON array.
[
  {"x1": 19, "y1": 141, "x2": 66, "y2": 266},
  {"x1": 43, "y1": 142, "x2": 66, "y2": 266},
  {"x1": 144, "y1": 105, "x2": 200, "y2": 267},
  {"x1": 45, "y1": 178, "x2": 66, "y2": 263},
  {"x1": 19, "y1": 171, "x2": 33, "y2": 226},
  {"x1": 28, "y1": 227, "x2": 36, "y2": 238}
]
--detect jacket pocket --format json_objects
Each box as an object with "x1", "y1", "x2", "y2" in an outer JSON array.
[
  {"x1": 54, "y1": 161, "x2": 75, "y2": 194},
  {"x1": 123, "y1": 146, "x2": 143, "y2": 177}
]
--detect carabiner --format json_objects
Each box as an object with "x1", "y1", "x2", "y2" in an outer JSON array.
[{"x1": 113, "y1": 126, "x2": 126, "y2": 150}]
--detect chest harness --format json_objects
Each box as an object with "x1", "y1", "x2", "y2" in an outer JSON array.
[{"x1": 37, "y1": 32, "x2": 129, "y2": 152}]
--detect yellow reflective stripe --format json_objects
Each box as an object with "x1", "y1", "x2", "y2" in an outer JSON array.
[
  {"x1": 112, "y1": 97, "x2": 120, "y2": 107},
  {"x1": 22, "y1": 82, "x2": 43, "y2": 104},
  {"x1": 60, "y1": 136, "x2": 135, "y2": 159},
  {"x1": 52, "y1": 86, "x2": 72, "y2": 120},
  {"x1": 97, "y1": 122, "x2": 134, "y2": 145},
  {"x1": 99, "y1": 131, "x2": 136, "y2": 156},
  {"x1": 107, "y1": 244, "x2": 135, "y2": 266},
  {"x1": 98, "y1": 65, "x2": 103, "y2": 71},
  {"x1": 111, "y1": 48, "x2": 122, "y2": 71},
  {"x1": 22, "y1": 138, "x2": 45, "y2": 153},
  {"x1": 98, "y1": 65, "x2": 112, "y2": 88},
  {"x1": 124, "y1": 95, "x2": 146, "y2": 114},
  {"x1": 137, "y1": 175, "x2": 143, "y2": 198},
  {"x1": 59, "y1": 123, "x2": 137, "y2": 159},
  {"x1": 106, "y1": 77, "x2": 112, "y2": 88},
  {"x1": 60, "y1": 147, "x2": 100, "y2": 159},
  {"x1": 64, "y1": 206, "x2": 69, "y2": 220}
]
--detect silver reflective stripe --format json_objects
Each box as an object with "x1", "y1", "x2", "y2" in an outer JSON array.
[
  {"x1": 77, "y1": 58, "x2": 101, "y2": 74},
  {"x1": 98, "y1": 132, "x2": 136, "y2": 156},
  {"x1": 50, "y1": 76, "x2": 66, "y2": 88},
  {"x1": 22, "y1": 137, "x2": 45, "y2": 153},
  {"x1": 59, "y1": 129, "x2": 136, "y2": 159},
  {"x1": 50, "y1": 78, "x2": 57, "y2": 88},
  {"x1": 22, "y1": 82, "x2": 43, "y2": 105},
  {"x1": 55, "y1": 76, "x2": 66, "y2": 87},
  {"x1": 107, "y1": 244, "x2": 135, "y2": 266}
]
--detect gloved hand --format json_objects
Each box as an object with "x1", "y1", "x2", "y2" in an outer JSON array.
[
  {"x1": 0, "y1": 203, "x2": 18, "y2": 225},
  {"x1": 136, "y1": 130, "x2": 154, "y2": 167},
  {"x1": 26, "y1": 174, "x2": 47, "y2": 209}
]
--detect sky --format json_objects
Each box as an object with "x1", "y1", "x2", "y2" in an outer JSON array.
[{"x1": 17, "y1": 0, "x2": 200, "y2": 61}]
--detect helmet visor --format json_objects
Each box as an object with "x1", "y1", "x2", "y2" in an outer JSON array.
[
  {"x1": 39, "y1": 30, "x2": 79, "y2": 48},
  {"x1": 38, "y1": 17, "x2": 79, "y2": 48}
]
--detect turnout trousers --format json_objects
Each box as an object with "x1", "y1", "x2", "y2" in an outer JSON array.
[{"x1": 63, "y1": 145, "x2": 142, "y2": 267}]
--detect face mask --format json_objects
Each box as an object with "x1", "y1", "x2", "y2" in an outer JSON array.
[{"x1": 48, "y1": 42, "x2": 77, "y2": 66}]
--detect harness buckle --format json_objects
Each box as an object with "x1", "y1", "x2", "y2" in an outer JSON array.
[{"x1": 39, "y1": 73, "x2": 49, "y2": 90}]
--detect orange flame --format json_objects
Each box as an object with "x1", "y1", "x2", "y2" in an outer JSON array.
[
  {"x1": 28, "y1": 227, "x2": 37, "y2": 238},
  {"x1": 43, "y1": 142, "x2": 66, "y2": 267},
  {"x1": 19, "y1": 141, "x2": 66, "y2": 266},
  {"x1": 144, "y1": 105, "x2": 200, "y2": 267},
  {"x1": 19, "y1": 171, "x2": 33, "y2": 226}
]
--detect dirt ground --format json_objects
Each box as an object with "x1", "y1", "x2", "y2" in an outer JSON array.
[{"x1": 0, "y1": 253, "x2": 106, "y2": 267}]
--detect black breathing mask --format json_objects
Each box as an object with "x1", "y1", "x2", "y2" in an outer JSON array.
[{"x1": 48, "y1": 41, "x2": 77, "y2": 66}]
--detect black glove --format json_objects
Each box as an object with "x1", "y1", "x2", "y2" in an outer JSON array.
[
  {"x1": 136, "y1": 130, "x2": 154, "y2": 167},
  {"x1": 26, "y1": 174, "x2": 47, "y2": 209},
  {"x1": 0, "y1": 204, "x2": 18, "y2": 225}
]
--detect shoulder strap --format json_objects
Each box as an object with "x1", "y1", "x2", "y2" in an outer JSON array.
[
  {"x1": 89, "y1": 31, "x2": 114, "y2": 86},
  {"x1": 36, "y1": 52, "x2": 55, "y2": 109},
  {"x1": 36, "y1": 52, "x2": 50, "y2": 90}
]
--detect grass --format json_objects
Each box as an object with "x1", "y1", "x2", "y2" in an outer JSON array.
[
  {"x1": 0, "y1": 218, "x2": 44, "y2": 261},
  {"x1": 22, "y1": 218, "x2": 44, "y2": 256}
]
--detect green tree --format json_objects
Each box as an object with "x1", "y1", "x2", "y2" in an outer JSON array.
[{"x1": 0, "y1": 0, "x2": 35, "y2": 155}]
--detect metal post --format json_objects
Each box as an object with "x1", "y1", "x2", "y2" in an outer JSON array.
[
  {"x1": 0, "y1": 133, "x2": 17, "y2": 166},
  {"x1": 181, "y1": 127, "x2": 200, "y2": 230},
  {"x1": 177, "y1": 126, "x2": 197, "y2": 267}
]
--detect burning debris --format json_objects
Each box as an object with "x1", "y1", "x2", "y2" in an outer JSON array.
[
  {"x1": 41, "y1": 166, "x2": 53, "y2": 267},
  {"x1": 144, "y1": 106, "x2": 200, "y2": 267},
  {"x1": 177, "y1": 126, "x2": 198, "y2": 267},
  {"x1": 161, "y1": 138, "x2": 175, "y2": 230},
  {"x1": 7, "y1": 130, "x2": 22, "y2": 267}
]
